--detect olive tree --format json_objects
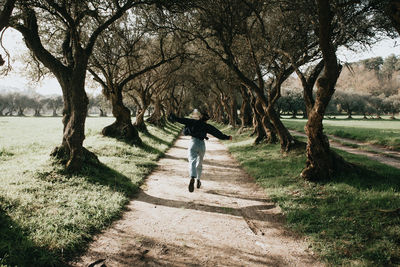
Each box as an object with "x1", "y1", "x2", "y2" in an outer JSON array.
[
  {"x1": 333, "y1": 91, "x2": 365, "y2": 119},
  {"x1": 11, "y1": 1, "x2": 151, "y2": 171},
  {"x1": 46, "y1": 95, "x2": 63, "y2": 116},
  {"x1": 89, "y1": 12, "x2": 183, "y2": 143},
  {"x1": 384, "y1": 94, "x2": 400, "y2": 119}
]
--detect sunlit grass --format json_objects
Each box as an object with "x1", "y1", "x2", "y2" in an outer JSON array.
[
  {"x1": 0, "y1": 117, "x2": 181, "y2": 266},
  {"x1": 219, "y1": 124, "x2": 400, "y2": 266},
  {"x1": 283, "y1": 118, "x2": 400, "y2": 149}
]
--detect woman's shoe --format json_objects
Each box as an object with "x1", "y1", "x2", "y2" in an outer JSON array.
[{"x1": 188, "y1": 177, "x2": 195, "y2": 192}]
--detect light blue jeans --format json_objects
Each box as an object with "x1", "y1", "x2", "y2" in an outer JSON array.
[{"x1": 188, "y1": 137, "x2": 206, "y2": 180}]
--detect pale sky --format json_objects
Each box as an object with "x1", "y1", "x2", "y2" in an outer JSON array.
[{"x1": 0, "y1": 28, "x2": 399, "y2": 96}]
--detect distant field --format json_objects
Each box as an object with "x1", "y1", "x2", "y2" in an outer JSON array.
[
  {"x1": 0, "y1": 117, "x2": 181, "y2": 266},
  {"x1": 283, "y1": 118, "x2": 400, "y2": 149},
  {"x1": 283, "y1": 117, "x2": 400, "y2": 130}
]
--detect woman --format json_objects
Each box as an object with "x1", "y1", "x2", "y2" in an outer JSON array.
[{"x1": 169, "y1": 112, "x2": 232, "y2": 192}]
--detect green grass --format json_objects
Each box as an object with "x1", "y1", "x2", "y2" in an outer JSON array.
[
  {"x1": 0, "y1": 117, "x2": 181, "y2": 266},
  {"x1": 283, "y1": 118, "x2": 400, "y2": 150},
  {"x1": 219, "y1": 125, "x2": 400, "y2": 266}
]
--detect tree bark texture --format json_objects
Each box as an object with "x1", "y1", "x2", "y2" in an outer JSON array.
[
  {"x1": 147, "y1": 96, "x2": 165, "y2": 126},
  {"x1": 248, "y1": 89, "x2": 268, "y2": 144},
  {"x1": 264, "y1": 69, "x2": 296, "y2": 152},
  {"x1": 102, "y1": 88, "x2": 141, "y2": 144},
  {"x1": 266, "y1": 105, "x2": 294, "y2": 151},
  {"x1": 220, "y1": 94, "x2": 238, "y2": 128},
  {"x1": 210, "y1": 100, "x2": 224, "y2": 123},
  {"x1": 236, "y1": 77, "x2": 279, "y2": 145},
  {"x1": 301, "y1": 0, "x2": 346, "y2": 181},
  {"x1": 229, "y1": 94, "x2": 239, "y2": 128},
  {"x1": 135, "y1": 107, "x2": 149, "y2": 132},
  {"x1": 51, "y1": 74, "x2": 99, "y2": 171},
  {"x1": 239, "y1": 85, "x2": 253, "y2": 129}
]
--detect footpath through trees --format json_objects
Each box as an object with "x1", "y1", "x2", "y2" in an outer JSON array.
[{"x1": 73, "y1": 136, "x2": 321, "y2": 266}]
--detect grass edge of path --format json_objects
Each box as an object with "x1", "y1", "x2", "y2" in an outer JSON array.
[
  {"x1": 218, "y1": 124, "x2": 400, "y2": 266},
  {"x1": 0, "y1": 119, "x2": 182, "y2": 266}
]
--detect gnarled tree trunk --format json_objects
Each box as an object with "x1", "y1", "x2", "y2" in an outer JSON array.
[
  {"x1": 301, "y1": 0, "x2": 348, "y2": 181},
  {"x1": 211, "y1": 100, "x2": 224, "y2": 123},
  {"x1": 229, "y1": 94, "x2": 239, "y2": 128},
  {"x1": 147, "y1": 96, "x2": 164, "y2": 126},
  {"x1": 251, "y1": 89, "x2": 277, "y2": 144},
  {"x1": 17, "y1": 107, "x2": 24, "y2": 116},
  {"x1": 14, "y1": 2, "x2": 135, "y2": 172},
  {"x1": 51, "y1": 74, "x2": 99, "y2": 172},
  {"x1": 266, "y1": 105, "x2": 294, "y2": 151},
  {"x1": 135, "y1": 107, "x2": 149, "y2": 132},
  {"x1": 102, "y1": 88, "x2": 141, "y2": 144},
  {"x1": 220, "y1": 94, "x2": 234, "y2": 126},
  {"x1": 252, "y1": 111, "x2": 266, "y2": 144},
  {"x1": 248, "y1": 89, "x2": 268, "y2": 144},
  {"x1": 34, "y1": 109, "x2": 41, "y2": 117},
  {"x1": 239, "y1": 85, "x2": 253, "y2": 130},
  {"x1": 264, "y1": 72, "x2": 296, "y2": 152},
  {"x1": 99, "y1": 108, "x2": 107, "y2": 117}
]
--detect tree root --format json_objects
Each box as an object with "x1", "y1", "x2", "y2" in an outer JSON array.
[
  {"x1": 300, "y1": 149, "x2": 356, "y2": 181},
  {"x1": 146, "y1": 117, "x2": 166, "y2": 127},
  {"x1": 102, "y1": 122, "x2": 142, "y2": 145},
  {"x1": 50, "y1": 145, "x2": 100, "y2": 173}
]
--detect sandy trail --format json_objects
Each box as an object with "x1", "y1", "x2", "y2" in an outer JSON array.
[{"x1": 73, "y1": 136, "x2": 322, "y2": 267}]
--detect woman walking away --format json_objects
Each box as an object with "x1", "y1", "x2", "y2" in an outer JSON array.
[{"x1": 168, "y1": 112, "x2": 232, "y2": 192}]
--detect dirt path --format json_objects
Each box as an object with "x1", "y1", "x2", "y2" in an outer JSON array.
[
  {"x1": 72, "y1": 136, "x2": 322, "y2": 267},
  {"x1": 290, "y1": 130, "x2": 400, "y2": 169}
]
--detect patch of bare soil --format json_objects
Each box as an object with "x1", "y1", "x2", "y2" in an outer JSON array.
[{"x1": 72, "y1": 136, "x2": 322, "y2": 267}]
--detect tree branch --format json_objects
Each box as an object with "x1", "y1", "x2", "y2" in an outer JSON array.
[
  {"x1": 12, "y1": 7, "x2": 67, "y2": 79},
  {"x1": 0, "y1": 0, "x2": 16, "y2": 31},
  {"x1": 119, "y1": 53, "x2": 181, "y2": 89}
]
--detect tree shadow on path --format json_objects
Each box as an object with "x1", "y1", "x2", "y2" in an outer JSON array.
[
  {"x1": 136, "y1": 190, "x2": 285, "y2": 229},
  {"x1": 92, "y1": 234, "x2": 290, "y2": 267},
  {"x1": 205, "y1": 189, "x2": 272, "y2": 203}
]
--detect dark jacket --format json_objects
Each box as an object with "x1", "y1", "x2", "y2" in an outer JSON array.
[{"x1": 169, "y1": 114, "x2": 230, "y2": 141}]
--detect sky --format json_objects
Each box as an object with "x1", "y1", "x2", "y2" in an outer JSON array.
[{"x1": 0, "y1": 28, "x2": 399, "y2": 96}]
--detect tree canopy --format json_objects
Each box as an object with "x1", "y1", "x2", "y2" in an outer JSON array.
[{"x1": 1, "y1": 0, "x2": 399, "y2": 179}]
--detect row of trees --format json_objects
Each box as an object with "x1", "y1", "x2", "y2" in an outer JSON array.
[
  {"x1": 277, "y1": 90, "x2": 400, "y2": 119},
  {"x1": 156, "y1": 0, "x2": 400, "y2": 180},
  {"x1": 0, "y1": 92, "x2": 115, "y2": 117},
  {"x1": 0, "y1": 93, "x2": 62, "y2": 116},
  {"x1": 1, "y1": 0, "x2": 399, "y2": 181}
]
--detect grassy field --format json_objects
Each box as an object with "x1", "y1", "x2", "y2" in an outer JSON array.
[
  {"x1": 219, "y1": 125, "x2": 400, "y2": 266},
  {"x1": 0, "y1": 117, "x2": 181, "y2": 266},
  {"x1": 283, "y1": 118, "x2": 400, "y2": 150}
]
